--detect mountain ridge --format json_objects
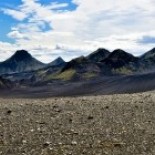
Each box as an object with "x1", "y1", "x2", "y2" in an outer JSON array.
[{"x1": 1, "y1": 48, "x2": 155, "y2": 83}]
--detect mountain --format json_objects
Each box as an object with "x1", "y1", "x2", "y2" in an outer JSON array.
[
  {"x1": 100, "y1": 49, "x2": 139, "y2": 74},
  {"x1": 102, "y1": 49, "x2": 138, "y2": 67},
  {"x1": 48, "y1": 57, "x2": 66, "y2": 67},
  {"x1": 0, "y1": 50, "x2": 45, "y2": 74},
  {"x1": 55, "y1": 56, "x2": 104, "y2": 81},
  {"x1": 61, "y1": 56, "x2": 88, "y2": 71},
  {"x1": 2, "y1": 47, "x2": 155, "y2": 85},
  {"x1": 86, "y1": 48, "x2": 110, "y2": 62},
  {"x1": 47, "y1": 49, "x2": 140, "y2": 81}
]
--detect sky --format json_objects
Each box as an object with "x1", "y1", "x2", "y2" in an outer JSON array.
[{"x1": 0, "y1": 0, "x2": 155, "y2": 63}]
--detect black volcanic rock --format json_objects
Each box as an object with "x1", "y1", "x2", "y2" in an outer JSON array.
[
  {"x1": 48, "y1": 57, "x2": 65, "y2": 67},
  {"x1": 0, "y1": 50, "x2": 45, "y2": 74},
  {"x1": 87, "y1": 48, "x2": 110, "y2": 62},
  {"x1": 102, "y1": 49, "x2": 138, "y2": 69}
]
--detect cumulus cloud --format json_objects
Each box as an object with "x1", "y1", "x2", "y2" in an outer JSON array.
[
  {"x1": 2, "y1": 9, "x2": 27, "y2": 21},
  {"x1": 7, "y1": 31, "x2": 29, "y2": 40},
  {"x1": 0, "y1": 0, "x2": 155, "y2": 62}
]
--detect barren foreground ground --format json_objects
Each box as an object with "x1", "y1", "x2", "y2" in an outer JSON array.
[{"x1": 0, "y1": 93, "x2": 155, "y2": 154}]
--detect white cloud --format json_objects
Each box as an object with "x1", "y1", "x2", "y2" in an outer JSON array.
[
  {"x1": 0, "y1": 0, "x2": 155, "y2": 62},
  {"x1": 7, "y1": 31, "x2": 28, "y2": 39},
  {"x1": 2, "y1": 9, "x2": 27, "y2": 21}
]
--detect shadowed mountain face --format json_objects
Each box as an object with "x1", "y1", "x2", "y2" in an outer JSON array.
[
  {"x1": 9, "y1": 50, "x2": 32, "y2": 61},
  {"x1": 86, "y1": 48, "x2": 110, "y2": 62},
  {"x1": 62, "y1": 56, "x2": 90, "y2": 71},
  {"x1": 0, "y1": 50, "x2": 45, "y2": 74},
  {"x1": 101, "y1": 49, "x2": 139, "y2": 68},
  {"x1": 59, "y1": 56, "x2": 104, "y2": 80}
]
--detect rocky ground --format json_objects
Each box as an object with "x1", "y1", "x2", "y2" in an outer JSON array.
[{"x1": 0, "y1": 92, "x2": 155, "y2": 154}]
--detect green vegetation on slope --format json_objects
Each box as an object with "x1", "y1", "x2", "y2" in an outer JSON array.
[
  {"x1": 82, "y1": 72, "x2": 97, "y2": 79},
  {"x1": 46, "y1": 69, "x2": 76, "y2": 81},
  {"x1": 112, "y1": 67, "x2": 133, "y2": 75}
]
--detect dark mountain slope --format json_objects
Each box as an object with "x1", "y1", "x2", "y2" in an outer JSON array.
[
  {"x1": 102, "y1": 49, "x2": 138, "y2": 68},
  {"x1": 100, "y1": 49, "x2": 139, "y2": 74},
  {"x1": 45, "y1": 49, "x2": 140, "y2": 81},
  {"x1": 58, "y1": 56, "x2": 105, "y2": 80},
  {"x1": 86, "y1": 48, "x2": 110, "y2": 62},
  {"x1": 0, "y1": 50, "x2": 45, "y2": 74}
]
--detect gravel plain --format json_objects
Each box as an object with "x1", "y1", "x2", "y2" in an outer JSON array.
[{"x1": 0, "y1": 92, "x2": 155, "y2": 154}]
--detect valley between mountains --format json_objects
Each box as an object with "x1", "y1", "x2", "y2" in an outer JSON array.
[{"x1": 1, "y1": 48, "x2": 155, "y2": 97}]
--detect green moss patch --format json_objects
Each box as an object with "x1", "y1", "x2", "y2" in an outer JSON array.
[{"x1": 46, "y1": 69, "x2": 76, "y2": 81}]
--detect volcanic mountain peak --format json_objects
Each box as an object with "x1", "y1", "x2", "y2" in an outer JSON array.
[
  {"x1": 56, "y1": 56, "x2": 64, "y2": 61},
  {"x1": 0, "y1": 50, "x2": 45, "y2": 74},
  {"x1": 108, "y1": 49, "x2": 136, "y2": 61},
  {"x1": 10, "y1": 50, "x2": 32, "y2": 61},
  {"x1": 111, "y1": 49, "x2": 130, "y2": 56},
  {"x1": 91, "y1": 48, "x2": 110, "y2": 54},
  {"x1": 87, "y1": 48, "x2": 110, "y2": 62},
  {"x1": 100, "y1": 49, "x2": 139, "y2": 70}
]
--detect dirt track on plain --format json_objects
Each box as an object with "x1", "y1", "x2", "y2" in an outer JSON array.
[{"x1": 0, "y1": 92, "x2": 155, "y2": 154}]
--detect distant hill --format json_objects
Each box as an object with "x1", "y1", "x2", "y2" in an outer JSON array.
[
  {"x1": 0, "y1": 50, "x2": 45, "y2": 74},
  {"x1": 48, "y1": 57, "x2": 66, "y2": 67}
]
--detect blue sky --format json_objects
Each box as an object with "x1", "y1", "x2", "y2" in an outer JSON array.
[{"x1": 0, "y1": 0, "x2": 155, "y2": 62}]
